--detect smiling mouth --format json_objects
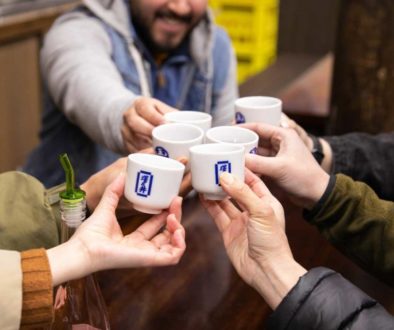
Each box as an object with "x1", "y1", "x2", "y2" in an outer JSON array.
[
  {"x1": 156, "y1": 11, "x2": 192, "y2": 26},
  {"x1": 160, "y1": 16, "x2": 188, "y2": 26}
]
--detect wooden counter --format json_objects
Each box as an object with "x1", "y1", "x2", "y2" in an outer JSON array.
[{"x1": 98, "y1": 195, "x2": 394, "y2": 329}]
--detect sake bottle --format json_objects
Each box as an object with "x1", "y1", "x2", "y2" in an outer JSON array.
[{"x1": 50, "y1": 154, "x2": 111, "y2": 330}]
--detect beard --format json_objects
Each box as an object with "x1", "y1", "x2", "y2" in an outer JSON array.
[{"x1": 132, "y1": 8, "x2": 199, "y2": 54}]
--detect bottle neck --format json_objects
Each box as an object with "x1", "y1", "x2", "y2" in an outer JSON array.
[{"x1": 60, "y1": 198, "x2": 86, "y2": 243}]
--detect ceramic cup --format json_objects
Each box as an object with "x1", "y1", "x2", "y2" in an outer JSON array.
[
  {"x1": 205, "y1": 126, "x2": 259, "y2": 155},
  {"x1": 124, "y1": 153, "x2": 185, "y2": 214},
  {"x1": 152, "y1": 123, "x2": 204, "y2": 170},
  {"x1": 189, "y1": 143, "x2": 245, "y2": 200},
  {"x1": 164, "y1": 111, "x2": 212, "y2": 132},
  {"x1": 234, "y1": 96, "x2": 282, "y2": 126}
]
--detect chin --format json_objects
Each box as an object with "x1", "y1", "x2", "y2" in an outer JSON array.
[{"x1": 153, "y1": 40, "x2": 183, "y2": 53}]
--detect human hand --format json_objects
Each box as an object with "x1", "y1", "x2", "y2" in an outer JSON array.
[
  {"x1": 240, "y1": 123, "x2": 330, "y2": 209},
  {"x1": 81, "y1": 148, "x2": 154, "y2": 219},
  {"x1": 122, "y1": 97, "x2": 177, "y2": 152},
  {"x1": 279, "y1": 114, "x2": 333, "y2": 172},
  {"x1": 48, "y1": 173, "x2": 186, "y2": 286},
  {"x1": 280, "y1": 113, "x2": 310, "y2": 147},
  {"x1": 201, "y1": 169, "x2": 306, "y2": 309}
]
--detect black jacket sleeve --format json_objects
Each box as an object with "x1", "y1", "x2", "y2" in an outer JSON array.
[
  {"x1": 266, "y1": 267, "x2": 394, "y2": 330},
  {"x1": 324, "y1": 132, "x2": 394, "y2": 201}
]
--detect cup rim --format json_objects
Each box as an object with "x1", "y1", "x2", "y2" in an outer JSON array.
[
  {"x1": 164, "y1": 110, "x2": 212, "y2": 124},
  {"x1": 128, "y1": 153, "x2": 185, "y2": 171},
  {"x1": 205, "y1": 126, "x2": 259, "y2": 144},
  {"x1": 190, "y1": 143, "x2": 244, "y2": 155},
  {"x1": 235, "y1": 96, "x2": 282, "y2": 109},
  {"x1": 152, "y1": 123, "x2": 204, "y2": 144}
]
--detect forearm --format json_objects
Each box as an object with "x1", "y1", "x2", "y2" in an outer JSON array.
[
  {"x1": 267, "y1": 267, "x2": 394, "y2": 329},
  {"x1": 46, "y1": 239, "x2": 90, "y2": 287},
  {"x1": 42, "y1": 14, "x2": 136, "y2": 154},
  {"x1": 211, "y1": 49, "x2": 238, "y2": 126},
  {"x1": 20, "y1": 249, "x2": 53, "y2": 328},
  {"x1": 254, "y1": 257, "x2": 307, "y2": 310},
  {"x1": 324, "y1": 132, "x2": 394, "y2": 200},
  {"x1": 305, "y1": 174, "x2": 394, "y2": 285}
]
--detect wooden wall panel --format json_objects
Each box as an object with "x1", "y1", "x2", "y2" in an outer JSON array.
[
  {"x1": 329, "y1": 0, "x2": 394, "y2": 134},
  {"x1": 278, "y1": 0, "x2": 340, "y2": 55},
  {"x1": 0, "y1": 37, "x2": 41, "y2": 171}
]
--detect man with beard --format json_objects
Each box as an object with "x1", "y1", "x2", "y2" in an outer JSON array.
[{"x1": 24, "y1": 0, "x2": 237, "y2": 187}]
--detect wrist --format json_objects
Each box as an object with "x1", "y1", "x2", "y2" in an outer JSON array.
[
  {"x1": 47, "y1": 238, "x2": 91, "y2": 286},
  {"x1": 303, "y1": 170, "x2": 330, "y2": 210},
  {"x1": 256, "y1": 256, "x2": 307, "y2": 309},
  {"x1": 290, "y1": 168, "x2": 330, "y2": 210}
]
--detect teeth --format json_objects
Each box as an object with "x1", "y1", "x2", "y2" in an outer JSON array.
[
  {"x1": 162, "y1": 17, "x2": 183, "y2": 25},
  {"x1": 164, "y1": 18, "x2": 181, "y2": 24}
]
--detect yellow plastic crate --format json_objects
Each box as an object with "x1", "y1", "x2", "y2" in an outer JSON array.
[{"x1": 209, "y1": 0, "x2": 278, "y2": 83}]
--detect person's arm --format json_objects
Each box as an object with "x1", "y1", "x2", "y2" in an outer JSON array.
[
  {"x1": 0, "y1": 249, "x2": 53, "y2": 329},
  {"x1": 304, "y1": 173, "x2": 394, "y2": 286},
  {"x1": 201, "y1": 169, "x2": 307, "y2": 309},
  {"x1": 42, "y1": 11, "x2": 136, "y2": 154},
  {"x1": 20, "y1": 249, "x2": 53, "y2": 328},
  {"x1": 0, "y1": 172, "x2": 60, "y2": 251},
  {"x1": 240, "y1": 123, "x2": 394, "y2": 283},
  {"x1": 324, "y1": 132, "x2": 394, "y2": 200},
  {"x1": 209, "y1": 27, "x2": 238, "y2": 126},
  {"x1": 283, "y1": 116, "x2": 394, "y2": 200},
  {"x1": 202, "y1": 170, "x2": 394, "y2": 329},
  {"x1": 11, "y1": 173, "x2": 185, "y2": 329},
  {"x1": 267, "y1": 267, "x2": 394, "y2": 329},
  {"x1": 47, "y1": 173, "x2": 186, "y2": 286},
  {"x1": 0, "y1": 250, "x2": 23, "y2": 330}
]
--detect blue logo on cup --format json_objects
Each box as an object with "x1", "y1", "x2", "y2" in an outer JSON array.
[
  {"x1": 235, "y1": 112, "x2": 245, "y2": 124},
  {"x1": 155, "y1": 146, "x2": 169, "y2": 158},
  {"x1": 135, "y1": 170, "x2": 153, "y2": 197},
  {"x1": 250, "y1": 147, "x2": 257, "y2": 154},
  {"x1": 215, "y1": 161, "x2": 232, "y2": 185}
]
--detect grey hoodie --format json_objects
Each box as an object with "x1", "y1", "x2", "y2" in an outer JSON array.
[{"x1": 24, "y1": 0, "x2": 238, "y2": 186}]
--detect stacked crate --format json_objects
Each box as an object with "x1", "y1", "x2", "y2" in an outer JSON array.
[{"x1": 209, "y1": 0, "x2": 278, "y2": 83}]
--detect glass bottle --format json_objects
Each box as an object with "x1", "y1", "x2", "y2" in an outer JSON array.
[{"x1": 50, "y1": 154, "x2": 111, "y2": 330}]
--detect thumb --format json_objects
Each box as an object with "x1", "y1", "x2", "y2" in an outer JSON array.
[
  {"x1": 245, "y1": 154, "x2": 278, "y2": 177},
  {"x1": 93, "y1": 172, "x2": 125, "y2": 215},
  {"x1": 219, "y1": 172, "x2": 263, "y2": 217}
]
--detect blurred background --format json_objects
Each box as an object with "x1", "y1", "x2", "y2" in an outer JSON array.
[
  {"x1": 0, "y1": 0, "x2": 392, "y2": 180},
  {"x1": 1, "y1": 0, "x2": 393, "y2": 326}
]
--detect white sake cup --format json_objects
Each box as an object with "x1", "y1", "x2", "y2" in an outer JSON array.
[
  {"x1": 152, "y1": 123, "x2": 204, "y2": 170},
  {"x1": 189, "y1": 143, "x2": 245, "y2": 200},
  {"x1": 124, "y1": 153, "x2": 185, "y2": 214},
  {"x1": 205, "y1": 126, "x2": 259, "y2": 154},
  {"x1": 164, "y1": 111, "x2": 212, "y2": 132},
  {"x1": 235, "y1": 96, "x2": 282, "y2": 126}
]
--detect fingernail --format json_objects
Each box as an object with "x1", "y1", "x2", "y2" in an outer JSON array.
[
  {"x1": 220, "y1": 172, "x2": 234, "y2": 185},
  {"x1": 178, "y1": 157, "x2": 188, "y2": 164},
  {"x1": 280, "y1": 120, "x2": 289, "y2": 128}
]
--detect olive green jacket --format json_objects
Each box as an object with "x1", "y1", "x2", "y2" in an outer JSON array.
[
  {"x1": 305, "y1": 174, "x2": 394, "y2": 286},
  {"x1": 0, "y1": 172, "x2": 63, "y2": 329},
  {"x1": 0, "y1": 171, "x2": 61, "y2": 251}
]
